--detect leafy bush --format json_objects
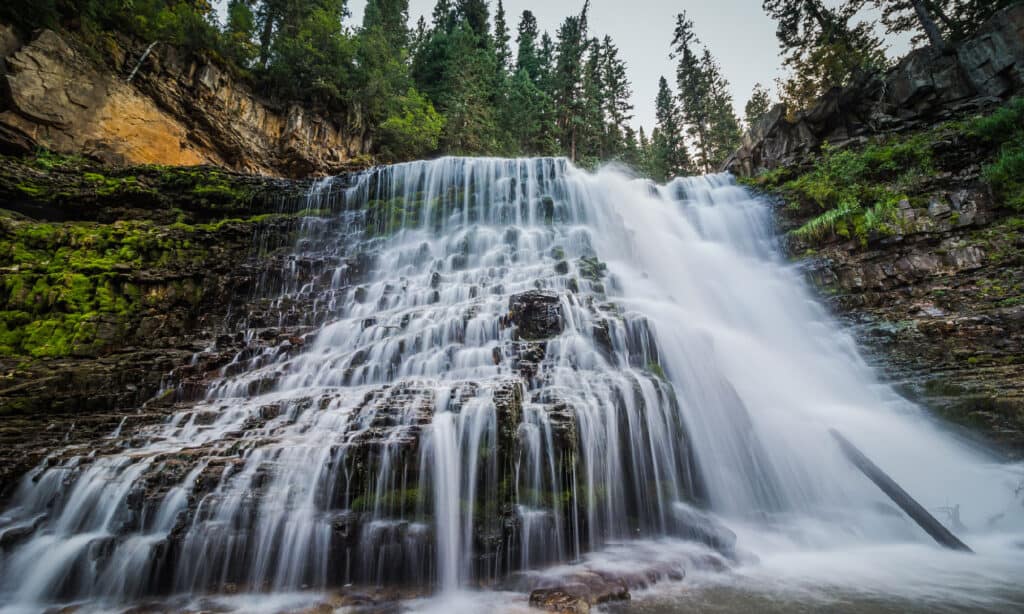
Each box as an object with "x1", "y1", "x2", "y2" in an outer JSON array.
[
  {"x1": 781, "y1": 138, "x2": 927, "y2": 244},
  {"x1": 966, "y1": 98, "x2": 1024, "y2": 212},
  {"x1": 378, "y1": 88, "x2": 445, "y2": 162},
  {"x1": 965, "y1": 97, "x2": 1024, "y2": 143}
]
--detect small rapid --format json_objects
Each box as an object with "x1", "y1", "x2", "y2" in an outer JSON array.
[{"x1": 0, "y1": 157, "x2": 1021, "y2": 613}]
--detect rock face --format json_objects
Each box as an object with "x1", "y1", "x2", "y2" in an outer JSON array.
[
  {"x1": 724, "y1": 6, "x2": 1024, "y2": 456},
  {"x1": 0, "y1": 27, "x2": 368, "y2": 176},
  {"x1": 508, "y1": 291, "x2": 564, "y2": 340},
  {"x1": 766, "y1": 122, "x2": 1024, "y2": 455},
  {"x1": 726, "y1": 5, "x2": 1024, "y2": 176},
  {"x1": 0, "y1": 155, "x2": 330, "y2": 495}
]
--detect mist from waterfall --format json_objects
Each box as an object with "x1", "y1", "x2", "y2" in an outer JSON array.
[{"x1": 0, "y1": 157, "x2": 1021, "y2": 613}]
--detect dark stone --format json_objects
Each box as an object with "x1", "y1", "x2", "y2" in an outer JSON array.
[
  {"x1": 508, "y1": 291, "x2": 564, "y2": 341},
  {"x1": 725, "y1": 5, "x2": 1024, "y2": 176}
]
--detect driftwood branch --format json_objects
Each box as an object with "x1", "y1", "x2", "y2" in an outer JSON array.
[{"x1": 830, "y1": 428, "x2": 972, "y2": 552}]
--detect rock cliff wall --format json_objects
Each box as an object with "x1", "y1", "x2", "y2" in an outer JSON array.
[
  {"x1": 0, "y1": 26, "x2": 369, "y2": 177},
  {"x1": 726, "y1": 7, "x2": 1024, "y2": 457},
  {"x1": 726, "y1": 4, "x2": 1024, "y2": 177},
  {"x1": 0, "y1": 154, "x2": 320, "y2": 494}
]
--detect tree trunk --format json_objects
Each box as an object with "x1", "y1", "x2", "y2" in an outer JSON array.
[
  {"x1": 830, "y1": 429, "x2": 972, "y2": 552},
  {"x1": 911, "y1": 0, "x2": 948, "y2": 52}
]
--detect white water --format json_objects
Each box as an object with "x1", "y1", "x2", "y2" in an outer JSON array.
[{"x1": 0, "y1": 158, "x2": 1021, "y2": 612}]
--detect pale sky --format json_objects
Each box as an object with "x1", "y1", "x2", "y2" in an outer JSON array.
[{"x1": 216, "y1": 0, "x2": 913, "y2": 134}]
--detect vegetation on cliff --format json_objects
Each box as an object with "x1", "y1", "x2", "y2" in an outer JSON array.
[
  {"x1": 0, "y1": 152, "x2": 306, "y2": 358},
  {"x1": 744, "y1": 98, "x2": 1024, "y2": 246}
]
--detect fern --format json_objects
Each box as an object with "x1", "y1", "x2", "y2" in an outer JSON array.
[{"x1": 792, "y1": 195, "x2": 861, "y2": 240}]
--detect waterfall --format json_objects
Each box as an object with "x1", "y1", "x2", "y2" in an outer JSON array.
[{"x1": 0, "y1": 157, "x2": 1021, "y2": 611}]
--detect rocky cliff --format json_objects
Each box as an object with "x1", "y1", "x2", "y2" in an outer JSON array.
[
  {"x1": 731, "y1": 7, "x2": 1024, "y2": 456},
  {"x1": 726, "y1": 5, "x2": 1024, "y2": 177},
  {"x1": 0, "y1": 25, "x2": 369, "y2": 177},
  {"x1": 0, "y1": 152, "x2": 326, "y2": 495}
]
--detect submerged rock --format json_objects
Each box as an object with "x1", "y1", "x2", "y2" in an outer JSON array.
[{"x1": 508, "y1": 291, "x2": 564, "y2": 340}]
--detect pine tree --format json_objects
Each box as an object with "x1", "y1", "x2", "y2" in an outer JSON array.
[
  {"x1": 552, "y1": 2, "x2": 591, "y2": 161},
  {"x1": 671, "y1": 13, "x2": 711, "y2": 170},
  {"x1": 458, "y1": 0, "x2": 490, "y2": 41},
  {"x1": 650, "y1": 76, "x2": 691, "y2": 181},
  {"x1": 763, "y1": 0, "x2": 888, "y2": 112},
  {"x1": 745, "y1": 82, "x2": 773, "y2": 129},
  {"x1": 871, "y1": 0, "x2": 1016, "y2": 47},
  {"x1": 503, "y1": 68, "x2": 558, "y2": 155},
  {"x1": 600, "y1": 36, "x2": 634, "y2": 160},
  {"x1": 620, "y1": 125, "x2": 641, "y2": 168},
  {"x1": 578, "y1": 39, "x2": 606, "y2": 164},
  {"x1": 637, "y1": 125, "x2": 649, "y2": 172},
  {"x1": 432, "y1": 0, "x2": 456, "y2": 32},
  {"x1": 538, "y1": 32, "x2": 556, "y2": 93},
  {"x1": 515, "y1": 10, "x2": 542, "y2": 83},
  {"x1": 225, "y1": 0, "x2": 258, "y2": 68},
  {"x1": 363, "y1": 0, "x2": 410, "y2": 52},
  {"x1": 701, "y1": 50, "x2": 742, "y2": 169},
  {"x1": 493, "y1": 0, "x2": 512, "y2": 74}
]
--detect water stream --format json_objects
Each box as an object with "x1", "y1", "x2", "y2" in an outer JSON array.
[{"x1": 0, "y1": 158, "x2": 1021, "y2": 612}]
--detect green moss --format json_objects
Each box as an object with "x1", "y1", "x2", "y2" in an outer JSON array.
[
  {"x1": 350, "y1": 488, "x2": 421, "y2": 515},
  {"x1": 0, "y1": 213, "x2": 281, "y2": 357},
  {"x1": 16, "y1": 182, "x2": 43, "y2": 196},
  {"x1": 578, "y1": 256, "x2": 607, "y2": 282}
]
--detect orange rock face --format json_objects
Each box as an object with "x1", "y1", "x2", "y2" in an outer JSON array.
[{"x1": 0, "y1": 28, "x2": 366, "y2": 177}]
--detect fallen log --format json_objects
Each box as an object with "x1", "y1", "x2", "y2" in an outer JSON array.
[{"x1": 829, "y1": 428, "x2": 973, "y2": 553}]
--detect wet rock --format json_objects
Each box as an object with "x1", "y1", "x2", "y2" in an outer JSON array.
[
  {"x1": 508, "y1": 291, "x2": 564, "y2": 341},
  {"x1": 529, "y1": 588, "x2": 591, "y2": 613},
  {"x1": 671, "y1": 502, "x2": 738, "y2": 559},
  {"x1": 528, "y1": 570, "x2": 631, "y2": 613}
]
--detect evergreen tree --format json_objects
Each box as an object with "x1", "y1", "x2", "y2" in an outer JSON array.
[
  {"x1": 363, "y1": 0, "x2": 409, "y2": 52},
  {"x1": 578, "y1": 38, "x2": 606, "y2": 164},
  {"x1": 871, "y1": 0, "x2": 1016, "y2": 48},
  {"x1": 600, "y1": 36, "x2": 634, "y2": 160},
  {"x1": 458, "y1": 0, "x2": 490, "y2": 41},
  {"x1": 261, "y1": 0, "x2": 355, "y2": 108},
  {"x1": 552, "y1": 2, "x2": 591, "y2": 161},
  {"x1": 650, "y1": 76, "x2": 691, "y2": 181},
  {"x1": 493, "y1": 0, "x2": 512, "y2": 74},
  {"x1": 763, "y1": 0, "x2": 888, "y2": 112},
  {"x1": 503, "y1": 68, "x2": 558, "y2": 155},
  {"x1": 515, "y1": 10, "x2": 542, "y2": 82},
  {"x1": 620, "y1": 126, "x2": 641, "y2": 168},
  {"x1": 745, "y1": 82, "x2": 773, "y2": 129},
  {"x1": 701, "y1": 49, "x2": 743, "y2": 169},
  {"x1": 538, "y1": 32, "x2": 556, "y2": 92},
  {"x1": 225, "y1": 0, "x2": 258, "y2": 69},
  {"x1": 432, "y1": 0, "x2": 456, "y2": 32},
  {"x1": 671, "y1": 13, "x2": 712, "y2": 170}
]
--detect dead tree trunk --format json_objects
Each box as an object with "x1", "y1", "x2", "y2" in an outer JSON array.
[{"x1": 830, "y1": 429, "x2": 972, "y2": 552}]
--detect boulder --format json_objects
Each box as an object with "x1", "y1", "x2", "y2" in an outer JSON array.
[{"x1": 508, "y1": 291, "x2": 564, "y2": 341}]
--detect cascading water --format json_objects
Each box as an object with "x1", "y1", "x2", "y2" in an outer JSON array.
[{"x1": 0, "y1": 157, "x2": 1021, "y2": 613}]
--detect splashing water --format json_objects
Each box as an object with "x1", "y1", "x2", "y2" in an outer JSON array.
[{"x1": 0, "y1": 158, "x2": 1021, "y2": 612}]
